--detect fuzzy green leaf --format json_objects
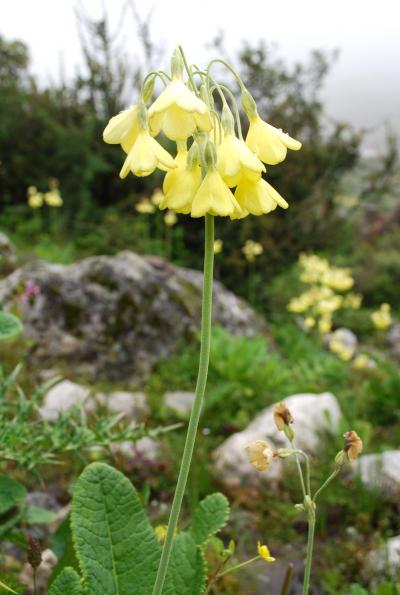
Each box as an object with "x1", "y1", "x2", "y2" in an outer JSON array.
[
  {"x1": 71, "y1": 462, "x2": 162, "y2": 595},
  {"x1": 23, "y1": 506, "x2": 57, "y2": 524},
  {"x1": 49, "y1": 567, "x2": 82, "y2": 595},
  {"x1": 0, "y1": 475, "x2": 26, "y2": 514},
  {"x1": 166, "y1": 532, "x2": 206, "y2": 595},
  {"x1": 0, "y1": 312, "x2": 23, "y2": 342},
  {"x1": 189, "y1": 493, "x2": 230, "y2": 546}
]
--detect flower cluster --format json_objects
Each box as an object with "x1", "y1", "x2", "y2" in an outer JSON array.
[
  {"x1": 103, "y1": 47, "x2": 301, "y2": 220},
  {"x1": 287, "y1": 253, "x2": 362, "y2": 334},
  {"x1": 242, "y1": 239, "x2": 263, "y2": 262},
  {"x1": 371, "y1": 303, "x2": 392, "y2": 330},
  {"x1": 27, "y1": 179, "x2": 63, "y2": 209}
]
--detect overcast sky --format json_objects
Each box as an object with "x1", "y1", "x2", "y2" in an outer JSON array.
[{"x1": 2, "y1": 0, "x2": 400, "y2": 152}]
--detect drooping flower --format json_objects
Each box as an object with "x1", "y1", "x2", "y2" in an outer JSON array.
[
  {"x1": 234, "y1": 177, "x2": 288, "y2": 217},
  {"x1": 246, "y1": 115, "x2": 301, "y2": 165},
  {"x1": 160, "y1": 144, "x2": 201, "y2": 214},
  {"x1": 149, "y1": 79, "x2": 212, "y2": 141},
  {"x1": 191, "y1": 168, "x2": 241, "y2": 218},
  {"x1": 343, "y1": 431, "x2": 363, "y2": 461},
  {"x1": 273, "y1": 402, "x2": 293, "y2": 432},
  {"x1": 120, "y1": 129, "x2": 176, "y2": 178},
  {"x1": 217, "y1": 132, "x2": 265, "y2": 187},
  {"x1": 44, "y1": 189, "x2": 63, "y2": 207},
  {"x1": 245, "y1": 440, "x2": 274, "y2": 472},
  {"x1": 103, "y1": 105, "x2": 139, "y2": 153},
  {"x1": 257, "y1": 542, "x2": 275, "y2": 563}
]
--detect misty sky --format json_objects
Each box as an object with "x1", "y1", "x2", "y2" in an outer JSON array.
[{"x1": 2, "y1": 0, "x2": 400, "y2": 153}]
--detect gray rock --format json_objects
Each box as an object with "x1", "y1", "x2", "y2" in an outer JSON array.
[
  {"x1": 0, "y1": 252, "x2": 266, "y2": 381},
  {"x1": 40, "y1": 380, "x2": 94, "y2": 421},
  {"x1": 364, "y1": 535, "x2": 400, "y2": 581},
  {"x1": 327, "y1": 327, "x2": 358, "y2": 350},
  {"x1": 111, "y1": 436, "x2": 160, "y2": 461},
  {"x1": 0, "y1": 232, "x2": 17, "y2": 275},
  {"x1": 102, "y1": 391, "x2": 148, "y2": 421},
  {"x1": 213, "y1": 392, "x2": 341, "y2": 489},
  {"x1": 388, "y1": 323, "x2": 400, "y2": 358},
  {"x1": 353, "y1": 450, "x2": 400, "y2": 501},
  {"x1": 163, "y1": 391, "x2": 195, "y2": 416}
]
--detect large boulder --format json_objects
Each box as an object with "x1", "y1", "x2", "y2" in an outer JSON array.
[
  {"x1": 0, "y1": 252, "x2": 266, "y2": 381},
  {"x1": 213, "y1": 392, "x2": 341, "y2": 489},
  {"x1": 353, "y1": 450, "x2": 400, "y2": 502}
]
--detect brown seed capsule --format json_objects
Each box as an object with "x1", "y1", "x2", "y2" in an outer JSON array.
[
  {"x1": 27, "y1": 536, "x2": 42, "y2": 570},
  {"x1": 273, "y1": 402, "x2": 293, "y2": 432},
  {"x1": 343, "y1": 430, "x2": 363, "y2": 461}
]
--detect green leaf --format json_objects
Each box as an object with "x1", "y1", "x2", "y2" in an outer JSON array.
[
  {"x1": 375, "y1": 584, "x2": 397, "y2": 595},
  {"x1": 189, "y1": 493, "x2": 230, "y2": 546},
  {"x1": 49, "y1": 568, "x2": 82, "y2": 595},
  {"x1": 349, "y1": 586, "x2": 369, "y2": 595},
  {"x1": 0, "y1": 475, "x2": 26, "y2": 514},
  {"x1": 71, "y1": 462, "x2": 162, "y2": 595},
  {"x1": 166, "y1": 532, "x2": 206, "y2": 595},
  {"x1": 23, "y1": 506, "x2": 57, "y2": 524},
  {"x1": 0, "y1": 312, "x2": 23, "y2": 342}
]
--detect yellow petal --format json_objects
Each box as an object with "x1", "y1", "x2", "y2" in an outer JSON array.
[
  {"x1": 246, "y1": 115, "x2": 301, "y2": 165},
  {"x1": 191, "y1": 170, "x2": 240, "y2": 218},
  {"x1": 120, "y1": 131, "x2": 174, "y2": 178},
  {"x1": 103, "y1": 105, "x2": 138, "y2": 145},
  {"x1": 235, "y1": 178, "x2": 288, "y2": 216}
]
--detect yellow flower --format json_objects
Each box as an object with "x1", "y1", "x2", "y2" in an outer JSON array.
[
  {"x1": 27, "y1": 186, "x2": 43, "y2": 208},
  {"x1": 120, "y1": 129, "x2": 175, "y2": 178},
  {"x1": 234, "y1": 177, "x2": 288, "y2": 217},
  {"x1": 318, "y1": 315, "x2": 332, "y2": 334},
  {"x1": 213, "y1": 239, "x2": 223, "y2": 254},
  {"x1": 151, "y1": 188, "x2": 164, "y2": 206},
  {"x1": 329, "y1": 336, "x2": 354, "y2": 361},
  {"x1": 322, "y1": 268, "x2": 354, "y2": 292},
  {"x1": 371, "y1": 303, "x2": 392, "y2": 330},
  {"x1": 160, "y1": 147, "x2": 201, "y2": 214},
  {"x1": 242, "y1": 240, "x2": 263, "y2": 262},
  {"x1": 245, "y1": 440, "x2": 274, "y2": 472},
  {"x1": 217, "y1": 132, "x2": 265, "y2": 187},
  {"x1": 246, "y1": 114, "x2": 301, "y2": 165},
  {"x1": 304, "y1": 316, "x2": 316, "y2": 329},
  {"x1": 103, "y1": 105, "x2": 139, "y2": 153},
  {"x1": 343, "y1": 293, "x2": 362, "y2": 310},
  {"x1": 149, "y1": 78, "x2": 212, "y2": 140},
  {"x1": 164, "y1": 210, "x2": 177, "y2": 226},
  {"x1": 353, "y1": 354, "x2": 372, "y2": 370},
  {"x1": 44, "y1": 189, "x2": 63, "y2": 207},
  {"x1": 191, "y1": 169, "x2": 241, "y2": 218},
  {"x1": 257, "y1": 542, "x2": 275, "y2": 563},
  {"x1": 136, "y1": 198, "x2": 155, "y2": 214}
]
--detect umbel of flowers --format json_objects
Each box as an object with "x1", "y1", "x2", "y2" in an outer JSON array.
[
  {"x1": 103, "y1": 46, "x2": 300, "y2": 220},
  {"x1": 103, "y1": 46, "x2": 301, "y2": 595}
]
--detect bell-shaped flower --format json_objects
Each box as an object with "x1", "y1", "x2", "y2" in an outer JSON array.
[
  {"x1": 160, "y1": 144, "x2": 201, "y2": 214},
  {"x1": 149, "y1": 79, "x2": 212, "y2": 141},
  {"x1": 119, "y1": 129, "x2": 175, "y2": 178},
  {"x1": 234, "y1": 177, "x2": 288, "y2": 217},
  {"x1": 246, "y1": 114, "x2": 301, "y2": 165},
  {"x1": 103, "y1": 105, "x2": 139, "y2": 153},
  {"x1": 217, "y1": 132, "x2": 265, "y2": 187},
  {"x1": 191, "y1": 168, "x2": 242, "y2": 218}
]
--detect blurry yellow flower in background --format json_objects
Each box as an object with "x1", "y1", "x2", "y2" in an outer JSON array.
[
  {"x1": 213, "y1": 239, "x2": 223, "y2": 254},
  {"x1": 242, "y1": 240, "x2": 263, "y2": 263},
  {"x1": 136, "y1": 198, "x2": 155, "y2": 214},
  {"x1": 27, "y1": 186, "x2": 43, "y2": 209},
  {"x1": 352, "y1": 354, "x2": 373, "y2": 371},
  {"x1": 329, "y1": 332, "x2": 355, "y2": 361},
  {"x1": 151, "y1": 188, "x2": 164, "y2": 206},
  {"x1": 257, "y1": 542, "x2": 275, "y2": 563},
  {"x1": 371, "y1": 303, "x2": 392, "y2": 330},
  {"x1": 164, "y1": 210, "x2": 177, "y2": 227},
  {"x1": 44, "y1": 189, "x2": 63, "y2": 207},
  {"x1": 318, "y1": 315, "x2": 332, "y2": 334}
]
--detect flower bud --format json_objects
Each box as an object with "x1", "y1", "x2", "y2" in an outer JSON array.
[
  {"x1": 170, "y1": 47, "x2": 184, "y2": 79},
  {"x1": 137, "y1": 103, "x2": 149, "y2": 130},
  {"x1": 303, "y1": 495, "x2": 316, "y2": 520},
  {"x1": 142, "y1": 74, "x2": 156, "y2": 103},
  {"x1": 221, "y1": 104, "x2": 235, "y2": 134},
  {"x1": 204, "y1": 140, "x2": 217, "y2": 169},
  {"x1": 276, "y1": 448, "x2": 294, "y2": 459}
]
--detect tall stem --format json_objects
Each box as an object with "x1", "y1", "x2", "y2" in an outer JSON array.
[
  {"x1": 302, "y1": 519, "x2": 315, "y2": 595},
  {"x1": 152, "y1": 214, "x2": 215, "y2": 595}
]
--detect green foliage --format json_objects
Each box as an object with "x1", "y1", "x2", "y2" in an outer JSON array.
[
  {"x1": 167, "y1": 533, "x2": 206, "y2": 595},
  {"x1": 0, "y1": 312, "x2": 22, "y2": 342},
  {"x1": 0, "y1": 475, "x2": 26, "y2": 515},
  {"x1": 49, "y1": 568, "x2": 83, "y2": 595},
  {"x1": 189, "y1": 493, "x2": 229, "y2": 546}
]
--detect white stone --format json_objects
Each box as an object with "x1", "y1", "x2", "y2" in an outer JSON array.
[
  {"x1": 40, "y1": 380, "x2": 94, "y2": 421},
  {"x1": 364, "y1": 535, "x2": 400, "y2": 579},
  {"x1": 163, "y1": 391, "x2": 195, "y2": 416},
  {"x1": 353, "y1": 450, "x2": 400, "y2": 501},
  {"x1": 111, "y1": 437, "x2": 160, "y2": 461},
  {"x1": 213, "y1": 392, "x2": 341, "y2": 488},
  {"x1": 105, "y1": 391, "x2": 148, "y2": 421},
  {"x1": 327, "y1": 327, "x2": 358, "y2": 350}
]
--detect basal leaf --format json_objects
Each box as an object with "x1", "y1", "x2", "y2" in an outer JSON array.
[
  {"x1": 49, "y1": 567, "x2": 82, "y2": 595},
  {"x1": 190, "y1": 493, "x2": 230, "y2": 546}
]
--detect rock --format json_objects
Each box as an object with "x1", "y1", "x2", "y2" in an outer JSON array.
[
  {"x1": 353, "y1": 450, "x2": 400, "y2": 501},
  {"x1": 163, "y1": 391, "x2": 195, "y2": 416},
  {"x1": 0, "y1": 252, "x2": 266, "y2": 381},
  {"x1": 111, "y1": 437, "x2": 160, "y2": 461},
  {"x1": 39, "y1": 380, "x2": 94, "y2": 421},
  {"x1": 0, "y1": 232, "x2": 17, "y2": 275},
  {"x1": 363, "y1": 535, "x2": 400, "y2": 581},
  {"x1": 213, "y1": 393, "x2": 341, "y2": 489},
  {"x1": 327, "y1": 327, "x2": 358, "y2": 350},
  {"x1": 387, "y1": 323, "x2": 400, "y2": 359},
  {"x1": 103, "y1": 391, "x2": 148, "y2": 421}
]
